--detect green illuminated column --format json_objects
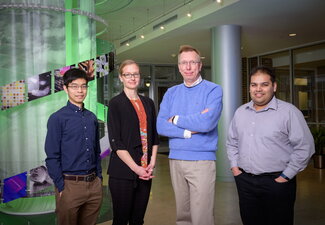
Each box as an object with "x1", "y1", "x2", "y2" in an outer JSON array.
[{"x1": 0, "y1": 0, "x2": 97, "y2": 188}]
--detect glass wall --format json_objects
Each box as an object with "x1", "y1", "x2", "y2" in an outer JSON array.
[
  {"x1": 138, "y1": 65, "x2": 151, "y2": 97},
  {"x1": 260, "y1": 51, "x2": 291, "y2": 102},
  {"x1": 293, "y1": 43, "x2": 325, "y2": 125},
  {"x1": 107, "y1": 63, "x2": 211, "y2": 112},
  {"x1": 248, "y1": 41, "x2": 325, "y2": 127}
]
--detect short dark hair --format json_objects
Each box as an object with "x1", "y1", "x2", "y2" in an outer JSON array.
[
  {"x1": 63, "y1": 68, "x2": 88, "y2": 86},
  {"x1": 249, "y1": 66, "x2": 276, "y2": 83}
]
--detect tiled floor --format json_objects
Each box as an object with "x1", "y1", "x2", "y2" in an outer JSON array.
[{"x1": 99, "y1": 153, "x2": 325, "y2": 225}]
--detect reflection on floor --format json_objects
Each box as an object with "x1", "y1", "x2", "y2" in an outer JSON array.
[
  {"x1": 0, "y1": 185, "x2": 112, "y2": 225},
  {"x1": 1, "y1": 153, "x2": 323, "y2": 225},
  {"x1": 0, "y1": 157, "x2": 112, "y2": 225},
  {"x1": 99, "y1": 153, "x2": 325, "y2": 225}
]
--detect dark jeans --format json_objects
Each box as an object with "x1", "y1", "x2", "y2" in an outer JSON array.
[
  {"x1": 109, "y1": 177, "x2": 152, "y2": 225},
  {"x1": 234, "y1": 170, "x2": 296, "y2": 225}
]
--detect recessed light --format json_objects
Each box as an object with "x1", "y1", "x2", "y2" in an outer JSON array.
[
  {"x1": 126, "y1": 43, "x2": 130, "y2": 46},
  {"x1": 140, "y1": 35, "x2": 145, "y2": 39},
  {"x1": 171, "y1": 53, "x2": 177, "y2": 58},
  {"x1": 201, "y1": 56, "x2": 205, "y2": 59},
  {"x1": 289, "y1": 33, "x2": 297, "y2": 37},
  {"x1": 187, "y1": 13, "x2": 192, "y2": 17},
  {"x1": 160, "y1": 26, "x2": 165, "y2": 30}
]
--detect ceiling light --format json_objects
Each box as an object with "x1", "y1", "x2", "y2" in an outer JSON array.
[
  {"x1": 126, "y1": 43, "x2": 130, "y2": 46},
  {"x1": 171, "y1": 53, "x2": 177, "y2": 58},
  {"x1": 289, "y1": 33, "x2": 297, "y2": 37},
  {"x1": 145, "y1": 82, "x2": 151, "y2": 87},
  {"x1": 201, "y1": 56, "x2": 205, "y2": 59},
  {"x1": 216, "y1": 0, "x2": 222, "y2": 3},
  {"x1": 187, "y1": 13, "x2": 192, "y2": 18},
  {"x1": 160, "y1": 25, "x2": 165, "y2": 30},
  {"x1": 140, "y1": 35, "x2": 145, "y2": 39}
]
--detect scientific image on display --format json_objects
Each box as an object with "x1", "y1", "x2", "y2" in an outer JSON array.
[
  {"x1": 95, "y1": 54, "x2": 109, "y2": 78},
  {"x1": 1, "y1": 80, "x2": 26, "y2": 110},
  {"x1": 2, "y1": 172, "x2": 27, "y2": 203},
  {"x1": 78, "y1": 59, "x2": 95, "y2": 81},
  {"x1": 27, "y1": 72, "x2": 51, "y2": 101},
  {"x1": 54, "y1": 65, "x2": 75, "y2": 92},
  {"x1": 28, "y1": 165, "x2": 54, "y2": 197}
]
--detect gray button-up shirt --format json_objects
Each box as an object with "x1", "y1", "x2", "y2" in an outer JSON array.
[{"x1": 226, "y1": 96, "x2": 315, "y2": 179}]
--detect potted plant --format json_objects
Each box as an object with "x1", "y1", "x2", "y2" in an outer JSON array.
[{"x1": 311, "y1": 127, "x2": 325, "y2": 169}]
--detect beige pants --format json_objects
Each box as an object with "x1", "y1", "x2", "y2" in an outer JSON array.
[
  {"x1": 169, "y1": 159, "x2": 216, "y2": 225},
  {"x1": 55, "y1": 176, "x2": 103, "y2": 225}
]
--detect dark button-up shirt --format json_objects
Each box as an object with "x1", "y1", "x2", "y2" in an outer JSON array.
[{"x1": 45, "y1": 101, "x2": 102, "y2": 192}]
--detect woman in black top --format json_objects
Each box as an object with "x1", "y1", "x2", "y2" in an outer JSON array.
[{"x1": 107, "y1": 59, "x2": 159, "y2": 225}]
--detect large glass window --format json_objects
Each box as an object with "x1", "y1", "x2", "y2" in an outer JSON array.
[
  {"x1": 248, "y1": 42, "x2": 325, "y2": 127},
  {"x1": 154, "y1": 65, "x2": 177, "y2": 80},
  {"x1": 293, "y1": 43, "x2": 325, "y2": 124},
  {"x1": 138, "y1": 65, "x2": 151, "y2": 97},
  {"x1": 259, "y1": 51, "x2": 290, "y2": 102}
]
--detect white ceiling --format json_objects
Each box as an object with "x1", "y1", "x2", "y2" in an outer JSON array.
[{"x1": 96, "y1": 0, "x2": 325, "y2": 65}]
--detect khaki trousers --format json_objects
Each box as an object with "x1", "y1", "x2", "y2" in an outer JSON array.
[
  {"x1": 169, "y1": 159, "x2": 216, "y2": 225},
  {"x1": 55, "y1": 176, "x2": 103, "y2": 225}
]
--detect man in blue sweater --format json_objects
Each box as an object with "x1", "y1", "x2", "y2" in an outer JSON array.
[{"x1": 157, "y1": 45, "x2": 223, "y2": 225}]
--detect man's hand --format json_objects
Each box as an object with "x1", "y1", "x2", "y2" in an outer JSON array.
[
  {"x1": 231, "y1": 167, "x2": 242, "y2": 176},
  {"x1": 275, "y1": 176, "x2": 288, "y2": 183},
  {"x1": 201, "y1": 108, "x2": 209, "y2": 114},
  {"x1": 169, "y1": 110, "x2": 209, "y2": 134}
]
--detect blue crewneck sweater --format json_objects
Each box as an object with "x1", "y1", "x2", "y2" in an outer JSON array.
[{"x1": 157, "y1": 80, "x2": 223, "y2": 160}]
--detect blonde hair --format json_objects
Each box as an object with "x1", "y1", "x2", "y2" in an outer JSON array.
[{"x1": 119, "y1": 59, "x2": 139, "y2": 75}]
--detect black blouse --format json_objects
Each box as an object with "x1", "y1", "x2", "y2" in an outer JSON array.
[{"x1": 107, "y1": 91, "x2": 159, "y2": 180}]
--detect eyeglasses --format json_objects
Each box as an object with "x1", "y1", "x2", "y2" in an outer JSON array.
[
  {"x1": 68, "y1": 84, "x2": 88, "y2": 90},
  {"x1": 122, "y1": 73, "x2": 140, "y2": 79},
  {"x1": 178, "y1": 61, "x2": 201, "y2": 67}
]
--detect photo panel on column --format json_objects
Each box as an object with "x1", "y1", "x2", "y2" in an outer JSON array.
[
  {"x1": 1, "y1": 80, "x2": 26, "y2": 110},
  {"x1": 27, "y1": 165, "x2": 54, "y2": 197},
  {"x1": 54, "y1": 65, "x2": 76, "y2": 92},
  {"x1": 27, "y1": 71, "x2": 51, "y2": 101},
  {"x1": 78, "y1": 59, "x2": 95, "y2": 81},
  {"x1": 3, "y1": 172, "x2": 27, "y2": 203},
  {"x1": 96, "y1": 54, "x2": 109, "y2": 78}
]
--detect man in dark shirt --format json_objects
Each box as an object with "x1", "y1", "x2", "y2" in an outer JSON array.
[{"x1": 45, "y1": 68, "x2": 102, "y2": 225}]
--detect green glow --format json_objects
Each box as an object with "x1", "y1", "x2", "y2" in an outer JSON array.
[
  {"x1": 0, "y1": 196, "x2": 55, "y2": 214},
  {"x1": 0, "y1": 0, "x2": 99, "y2": 215},
  {"x1": 97, "y1": 103, "x2": 108, "y2": 122},
  {"x1": 65, "y1": 0, "x2": 73, "y2": 65}
]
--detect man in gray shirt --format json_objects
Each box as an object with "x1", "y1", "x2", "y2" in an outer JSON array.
[{"x1": 226, "y1": 66, "x2": 315, "y2": 225}]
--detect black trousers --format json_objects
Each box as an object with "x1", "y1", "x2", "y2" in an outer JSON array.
[
  {"x1": 234, "y1": 170, "x2": 296, "y2": 225},
  {"x1": 109, "y1": 177, "x2": 152, "y2": 225}
]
